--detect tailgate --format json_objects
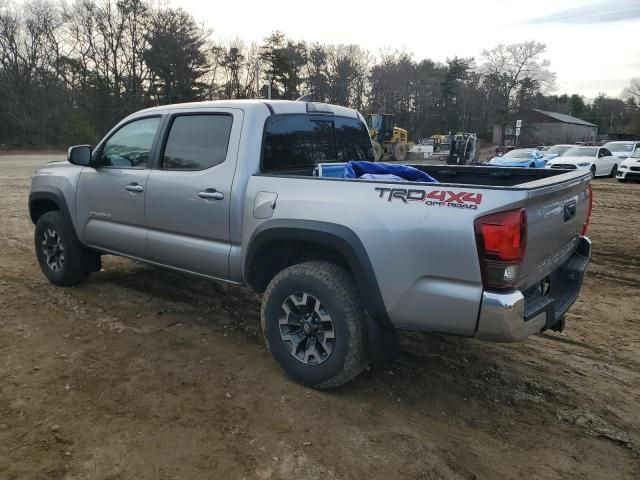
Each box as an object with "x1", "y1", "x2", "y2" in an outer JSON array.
[{"x1": 518, "y1": 172, "x2": 591, "y2": 289}]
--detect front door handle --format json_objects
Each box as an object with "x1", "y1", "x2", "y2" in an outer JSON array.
[
  {"x1": 198, "y1": 189, "x2": 224, "y2": 200},
  {"x1": 124, "y1": 183, "x2": 144, "y2": 193}
]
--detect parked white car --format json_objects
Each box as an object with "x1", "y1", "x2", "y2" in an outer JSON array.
[
  {"x1": 546, "y1": 146, "x2": 618, "y2": 178},
  {"x1": 616, "y1": 148, "x2": 640, "y2": 182},
  {"x1": 602, "y1": 141, "x2": 640, "y2": 160}
]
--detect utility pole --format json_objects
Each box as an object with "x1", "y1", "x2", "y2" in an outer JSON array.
[
  {"x1": 610, "y1": 112, "x2": 614, "y2": 135},
  {"x1": 255, "y1": 60, "x2": 260, "y2": 99}
]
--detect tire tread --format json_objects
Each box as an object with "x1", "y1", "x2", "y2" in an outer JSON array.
[{"x1": 261, "y1": 261, "x2": 368, "y2": 389}]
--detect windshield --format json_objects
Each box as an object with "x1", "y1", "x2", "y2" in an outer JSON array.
[
  {"x1": 564, "y1": 147, "x2": 597, "y2": 157},
  {"x1": 603, "y1": 142, "x2": 634, "y2": 153},
  {"x1": 503, "y1": 150, "x2": 533, "y2": 159},
  {"x1": 546, "y1": 145, "x2": 572, "y2": 155}
]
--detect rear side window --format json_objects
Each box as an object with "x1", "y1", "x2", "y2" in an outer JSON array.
[
  {"x1": 262, "y1": 114, "x2": 374, "y2": 171},
  {"x1": 162, "y1": 114, "x2": 233, "y2": 170}
]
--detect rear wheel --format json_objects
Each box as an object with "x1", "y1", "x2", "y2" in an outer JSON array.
[
  {"x1": 34, "y1": 211, "x2": 97, "y2": 286},
  {"x1": 261, "y1": 261, "x2": 368, "y2": 389},
  {"x1": 609, "y1": 164, "x2": 618, "y2": 178},
  {"x1": 392, "y1": 141, "x2": 407, "y2": 161}
]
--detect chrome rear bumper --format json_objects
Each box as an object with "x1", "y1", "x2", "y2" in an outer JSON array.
[{"x1": 476, "y1": 237, "x2": 591, "y2": 342}]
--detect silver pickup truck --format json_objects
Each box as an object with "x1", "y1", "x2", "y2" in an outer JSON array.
[{"x1": 29, "y1": 100, "x2": 592, "y2": 388}]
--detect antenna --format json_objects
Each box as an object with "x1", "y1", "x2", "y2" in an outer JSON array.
[{"x1": 296, "y1": 93, "x2": 314, "y2": 102}]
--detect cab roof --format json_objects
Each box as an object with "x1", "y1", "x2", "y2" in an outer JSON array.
[{"x1": 133, "y1": 99, "x2": 359, "y2": 119}]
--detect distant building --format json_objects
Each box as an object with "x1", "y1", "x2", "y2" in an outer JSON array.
[{"x1": 493, "y1": 109, "x2": 598, "y2": 146}]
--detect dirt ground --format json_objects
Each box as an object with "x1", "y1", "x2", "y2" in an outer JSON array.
[{"x1": 1, "y1": 154, "x2": 639, "y2": 480}]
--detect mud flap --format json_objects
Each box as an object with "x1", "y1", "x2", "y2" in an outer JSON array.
[{"x1": 364, "y1": 313, "x2": 399, "y2": 368}]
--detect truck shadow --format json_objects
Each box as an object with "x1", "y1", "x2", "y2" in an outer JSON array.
[{"x1": 88, "y1": 259, "x2": 565, "y2": 414}]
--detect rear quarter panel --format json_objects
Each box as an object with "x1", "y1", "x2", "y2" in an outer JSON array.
[{"x1": 242, "y1": 176, "x2": 530, "y2": 335}]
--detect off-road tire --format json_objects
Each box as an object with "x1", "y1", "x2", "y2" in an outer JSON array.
[
  {"x1": 34, "y1": 211, "x2": 96, "y2": 286},
  {"x1": 392, "y1": 141, "x2": 407, "y2": 161},
  {"x1": 261, "y1": 261, "x2": 368, "y2": 389}
]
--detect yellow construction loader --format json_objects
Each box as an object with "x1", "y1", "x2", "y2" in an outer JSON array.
[{"x1": 366, "y1": 113, "x2": 409, "y2": 161}]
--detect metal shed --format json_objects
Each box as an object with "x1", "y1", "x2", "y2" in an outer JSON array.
[{"x1": 494, "y1": 109, "x2": 599, "y2": 146}]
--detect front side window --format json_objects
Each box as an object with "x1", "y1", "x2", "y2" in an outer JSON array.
[
  {"x1": 262, "y1": 114, "x2": 374, "y2": 171},
  {"x1": 162, "y1": 114, "x2": 233, "y2": 170},
  {"x1": 100, "y1": 117, "x2": 161, "y2": 168}
]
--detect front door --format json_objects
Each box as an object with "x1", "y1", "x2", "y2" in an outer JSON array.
[
  {"x1": 145, "y1": 109, "x2": 242, "y2": 279},
  {"x1": 76, "y1": 116, "x2": 163, "y2": 258}
]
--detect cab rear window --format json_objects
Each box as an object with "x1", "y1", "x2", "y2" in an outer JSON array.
[{"x1": 262, "y1": 114, "x2": 374, "y2": 171}]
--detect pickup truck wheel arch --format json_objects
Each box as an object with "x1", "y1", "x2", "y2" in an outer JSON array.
[
  {"x1": 245, "y1": 220, "x2": 393, "y2": 332},
  {"x1": 29, "y1": 189, "x2": 70, "y2": 225},
  {"x1": 30, "y1": 189, "x2": 101, "y2": 274}
]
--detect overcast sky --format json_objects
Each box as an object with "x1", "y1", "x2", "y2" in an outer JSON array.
[{"x1": 171, "y1": 0, "x2": 640, "y2": 100}]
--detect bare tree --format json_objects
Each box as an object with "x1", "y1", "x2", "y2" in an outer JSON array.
[
  {"x1": 623, "y1": 78, "x2": 640, "y2": 103},
  {"x1": 480, "y1": 41, "x2": 555, "y2": 136}
]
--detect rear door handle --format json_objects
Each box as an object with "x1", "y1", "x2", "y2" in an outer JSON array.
[
  {"x1": 124, "y1": 183, "x2": 144, "y2": 193},
  {"x1": 198, "y1": 189, "x2": 224, "y2": 200}
]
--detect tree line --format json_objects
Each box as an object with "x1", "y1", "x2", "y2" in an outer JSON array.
[{"x1": 1, "y1": 0, "x2": 638, "y2": 148}]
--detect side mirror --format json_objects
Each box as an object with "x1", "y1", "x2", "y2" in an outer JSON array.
[{"x1": 67, "y1": 145, "x2": 92, "y2": 166}]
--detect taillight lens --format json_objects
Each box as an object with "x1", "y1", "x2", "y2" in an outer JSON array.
[
  {"x1": 474, "y1": 208, "x2": 527, "y2": 290},
  {"x1": 581, "y1": 183, "x2": 592, "y2": 236}
]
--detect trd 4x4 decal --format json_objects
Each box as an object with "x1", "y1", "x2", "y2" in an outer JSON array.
[{"x1": 375, "y1": 187, "x2": 483, "y2": 210}]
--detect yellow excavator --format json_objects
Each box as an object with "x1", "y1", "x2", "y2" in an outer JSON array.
[{"x1": 366, "y1": 113, "x2": 408, "y2": 161}]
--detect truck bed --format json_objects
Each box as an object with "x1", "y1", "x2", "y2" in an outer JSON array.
[
  {"x1": 253, "y1": 164, "x2": 591, "y2": 302},
  {"x1": 261, "y1": 163, "x2": 588, "y2": 189}
]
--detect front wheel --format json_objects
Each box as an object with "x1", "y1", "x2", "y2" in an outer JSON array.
[
  {"x1": 261, "y1": 261, "x2": 368, "y2": 389},
  {"x1": 392, "y1": 141, "x2": 407, "y2": 162},
  {"x1": 590, "y1": 166, "x2": 596, "y2": 178},
  {"x1": 609, "y1": 164, "x2": 618, "y2": 178},
  {"x1": 34, "y1": 211, "x2": 97, "y2": 286},
  {"x1": 372, "y1": 141, "x2": 382, "y2": 162}
]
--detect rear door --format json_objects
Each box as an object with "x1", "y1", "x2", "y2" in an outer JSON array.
[
  {"x1": 76, "y1": 116, "x2": 163, "y2": 258},
  {"x1": 145, "y1": 108, "x2": 243, "y2": 279}
]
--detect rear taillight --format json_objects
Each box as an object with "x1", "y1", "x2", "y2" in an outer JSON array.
[
  {"x1": 474, "y1": 208, "x2": 527, "y2": 290},
  {"x1": 581, "y1": 183, "x2": 592, "y2": 236}
]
